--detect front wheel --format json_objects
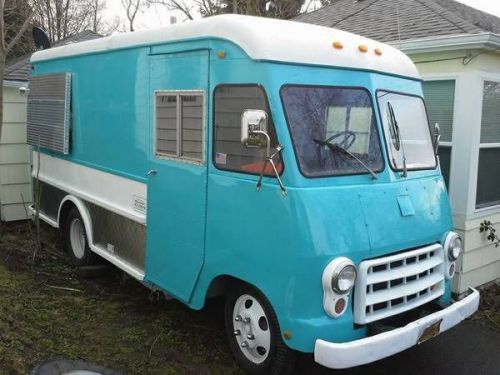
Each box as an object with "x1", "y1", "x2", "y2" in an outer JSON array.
[{"x1": 224, "y1": 284, "x2": 296, "y2": 375}]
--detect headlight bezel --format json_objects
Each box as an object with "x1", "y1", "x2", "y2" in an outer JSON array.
[
  {"x1": 443, "y1": 231, "x2": 463, "y2": 279},
  {"x1": 332, "y1": 263, "x2": 357, "y2": 294},
  {"x1": 322, "y1": 257, "x2": 357, "y2": 318},
  {"x1": 448, "y1": 234, "x2": 462, "y2": 261}
]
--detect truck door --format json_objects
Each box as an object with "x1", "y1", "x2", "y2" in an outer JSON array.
[{"x1": 145, "y1": 50, "x2": 209, "y2": 303}]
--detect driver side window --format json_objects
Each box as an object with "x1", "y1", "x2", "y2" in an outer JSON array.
[{"x1": 213, "y1": 85, "x2": 282, "y2": 175}]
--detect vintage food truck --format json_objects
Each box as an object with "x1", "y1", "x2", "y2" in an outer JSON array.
[{"x1": 27, "y1": 15, "x2": 479, "y2": 374}]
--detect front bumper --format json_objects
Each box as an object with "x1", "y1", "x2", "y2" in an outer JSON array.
[{"x1": 314, "y1": 288, "x2": 480, "y2": 369}]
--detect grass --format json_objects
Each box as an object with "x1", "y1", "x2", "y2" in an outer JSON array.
[
  {"x1": 472, "y1": 280, "x2": 500, "y2": 332},
  {"x1": 0, "y1": 221, "x2": 241, "y2": 375},
  {"x1": 0, "y1": 221, "x2": 498, "y2": 375}
]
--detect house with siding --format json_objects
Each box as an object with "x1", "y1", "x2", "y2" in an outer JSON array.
[
  {"x1": 296, "y1": 0, "x2": 500, "y2": 295},
  {"x1": 1, "y1": 30, "x2": 101, "y2": 222}
]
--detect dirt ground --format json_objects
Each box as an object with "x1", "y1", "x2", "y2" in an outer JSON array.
[
  {"x1": 0, "y1": 221, "x2": 498, "y2": 375},
  {"x1": 0, "y1": 221, "x2": 240, "y2": 374}
]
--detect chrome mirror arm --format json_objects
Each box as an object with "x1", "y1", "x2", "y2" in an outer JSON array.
[
  {"x1": 433, "y1": 123, "x2": 441, "y2": 156},
  {"x1": 256, "y1": 145, "x2": 287, "y2": 197},
  {"x1": 250, "y1": 130, "x2": 271, "y2": 158}
]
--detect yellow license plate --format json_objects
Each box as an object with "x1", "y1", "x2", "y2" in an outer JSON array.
[{"x1": 418, "y1": 319, "x2": 442, "y2": 344}]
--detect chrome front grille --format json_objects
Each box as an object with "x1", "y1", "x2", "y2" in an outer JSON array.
[{"x1": 354, "y1": 244, "x2": 445, "y2": 324}]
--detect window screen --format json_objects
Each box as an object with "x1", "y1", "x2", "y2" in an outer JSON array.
[
  {"x1": 480, "y1": 81, "x2": 500, "y2": 143},
  {"x1": 155, "y1": 92, "x2": 203, "y2": 162},
  {"x1": 213, "y1": 85, "x2": 282, "y2": 175},
  {"x1": 422, "y1": 80, "x2": 456, "y2": 188},
  {"x1": 477, "y1": 81, "x2": 500, "y2": 208},
  {"x1": 422, "y1": 80, "x2": 455, "y2": 143}
]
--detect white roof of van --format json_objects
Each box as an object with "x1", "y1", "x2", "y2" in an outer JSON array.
[{"x1": 31, "y1": 15, "x2": 420, "y2": 79}]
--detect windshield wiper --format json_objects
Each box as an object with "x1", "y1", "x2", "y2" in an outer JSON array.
[
  {"x1": 387, "y1": 102, "x2": 408, "y2": 177},
  {"x1": 313, "y1": 139, "x2": 378, "y2": 179}
]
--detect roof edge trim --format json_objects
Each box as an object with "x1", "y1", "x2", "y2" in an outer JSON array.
[{"x1": 392, "y1": 32, "x2": 500, "y2": 54}]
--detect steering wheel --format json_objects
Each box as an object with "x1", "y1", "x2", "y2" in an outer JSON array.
[{"x1": 324, "y1": 130, "x2": 356, "y2": 150}]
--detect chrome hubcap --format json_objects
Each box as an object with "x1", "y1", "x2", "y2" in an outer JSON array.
[
  {"x1": 233, "y1": 294, "x2": 271, "y2": 364},
  {"x1": 69, "y1": 218, "x2": 86, "y2": 259}
]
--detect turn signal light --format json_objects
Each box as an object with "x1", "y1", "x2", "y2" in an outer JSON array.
[
  {"x1": 332, "y1": 41, "x2": 344, "y2": 49},
  {"x1": 334, "y1": 298, "x2": 347, "y2": 314},
  {"x1": 358, "y1": 45, "x2": 368, "y2": 53},
  {"x1": 375, "y1": 48, "x2": 383, "y2": 55}
]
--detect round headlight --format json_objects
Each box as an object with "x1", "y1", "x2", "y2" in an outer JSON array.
[
  {"x1": 448, "y1": 234, "x2": 463, "y2": 261},
  {"x1": 332, "y1": 264, "x2": 357, "y2": 294}
]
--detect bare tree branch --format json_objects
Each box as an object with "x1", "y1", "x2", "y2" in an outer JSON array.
[
  {"x1": 6, "y1": 11, "x2": 34, "y2": 53},
  {"x1": 122, "y1": 0, "x2": 145, "y2": 31}
]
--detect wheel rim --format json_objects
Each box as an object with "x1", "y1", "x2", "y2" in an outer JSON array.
[
  {"x1": 232, "y1": 294, "x2": 271, "y2": 364},
  {"x1": 69, "y1": 218, "x2": 86, "y2": 259}
]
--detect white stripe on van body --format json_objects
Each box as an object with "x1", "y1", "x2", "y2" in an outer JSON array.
[{"x1": 32, "y1": 151, "x2": 147, "y2": 225}]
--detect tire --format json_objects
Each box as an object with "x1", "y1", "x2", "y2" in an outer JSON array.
[
  {"x1": 62, "y1": 206, "x2": 97, "y2": 266},
  {"x1": 30, "y1": 359, "x2": 120, "y2": 375},
  {"x1": 225, "y1": 284, "x2": 296, "y2": 375}
]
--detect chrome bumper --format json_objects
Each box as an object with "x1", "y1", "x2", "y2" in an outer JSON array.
[{"x1": 314, "y1": 288, "x2": 480, "y2": 369}]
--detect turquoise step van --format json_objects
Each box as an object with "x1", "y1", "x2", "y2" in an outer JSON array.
[{"x1": 26, "y1": 14, "x2": 479, "y2": 374}]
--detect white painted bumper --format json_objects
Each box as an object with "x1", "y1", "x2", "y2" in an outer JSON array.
[{"x1": 314, "y1": 288, "x2": 480, "y2": 369}]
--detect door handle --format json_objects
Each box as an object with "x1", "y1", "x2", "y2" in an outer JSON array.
[{"x1": 147, "y1": 169, "x2": 157, "y2": 176}]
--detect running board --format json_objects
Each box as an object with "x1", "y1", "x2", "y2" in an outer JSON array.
[
  {"x1": 90, "y1": 243, "x2": 145, "y2": 281},
  {"x1": 28, "y1": 205, "x2": 58, "y2": 228},
  {"x1": 29, "y1": 204, "x2": 145, "y2": 281}
]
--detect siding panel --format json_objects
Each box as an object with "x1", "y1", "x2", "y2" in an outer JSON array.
[{"x1": 1, "y1": 86, "x2": 31, "y2": 221}]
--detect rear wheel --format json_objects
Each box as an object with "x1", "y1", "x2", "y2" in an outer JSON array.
[
  {"x1": 225, "y1": 284, "x2": 296, "y2": 375},
  {"x1": 62, "y1": 206, "x2": 97, "y2": 266}
]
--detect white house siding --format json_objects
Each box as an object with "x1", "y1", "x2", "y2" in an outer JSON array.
[
  {"x1": 0, "y1": 85, "x2": 31, "y2": 221},
  {"x1": 408, "y1": 49, "x2": 500, "y2": 294}
]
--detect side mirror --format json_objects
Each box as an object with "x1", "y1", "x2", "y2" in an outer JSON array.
[
  {"x1": 241, "y1": 109, "x2": 270, "y2": 152},
  {"x1": 433, "y1": 122, "x2": 441, "y2": 155}
]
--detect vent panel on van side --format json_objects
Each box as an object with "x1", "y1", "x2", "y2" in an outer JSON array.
[{"x1": 27, "y1": 73, "x2": 71, "y2": 154}]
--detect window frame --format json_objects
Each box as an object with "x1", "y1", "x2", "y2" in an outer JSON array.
[
  {"x1": 211, "y1": 83, "x2": 284, "y2": 176},
  {"x1": 154, "y1": 90, "x2": 205, "y2": 165},
  {"x1": 375, "y1": 89, "x2": 438, "y2": 173},
  {"x1": 279, "y1": 83, "x2": 385, "y2": 179},
  {"x1": 475, "y1": 79, "x2": 500, "y2": 209}
]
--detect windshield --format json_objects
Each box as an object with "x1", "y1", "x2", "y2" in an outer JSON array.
[
  {"x1": 281, "y1": 85, "x2": 384, "y2": 177},
  {"x1": 377, "y1": 91, "x2": 436, "y2": 171}
]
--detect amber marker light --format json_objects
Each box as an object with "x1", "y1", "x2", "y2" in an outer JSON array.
[
  {"x1": 216, "y1": 50, "x2": 226, "y2": 59},
  {"x1": 358, "y1": 45, "x2": 368, "y2": 53},
  {"x1": 375, "y1": 48, "x2": 383, "y2": 56},
  {"x1": 332, "y1": 41, "x2": 344, "y2": 49}
]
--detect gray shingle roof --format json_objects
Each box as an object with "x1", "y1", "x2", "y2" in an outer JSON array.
[
  {"x1": 295, "y1": 0, "x2": 500, "y2": 42},
  {"x1": 4, "y1": 30, "x2": 102, "y2": 82}
]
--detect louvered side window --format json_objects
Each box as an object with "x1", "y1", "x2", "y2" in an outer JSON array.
[
  {"x1": 155, "y1": 91, "x2": 204, "y2": 163},
  {"x1": 27, "y1": 73, "x2": 72, "y2": 154}
]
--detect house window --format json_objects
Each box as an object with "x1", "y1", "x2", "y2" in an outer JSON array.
[
  {"x1": 155, "y1": 92, "x2": 204, "y2": 162},
  {"x1": 213, "y1": 85, "x2": 282, "y2": 175},
  {"x1": 422, "y1": 80, "x2": 456, "y2": 187},
  {"x1": 477, "y1": 81, "x2": 500, "y2": 208}
]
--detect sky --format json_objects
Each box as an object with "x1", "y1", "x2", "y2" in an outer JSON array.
[{"x1": 101, "y1": 0, "x2": 500, "y2": 32}]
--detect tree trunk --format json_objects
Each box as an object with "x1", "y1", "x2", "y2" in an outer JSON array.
[{"x1": 0, "y1": 52, "x2": 5, "y2": 142}]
